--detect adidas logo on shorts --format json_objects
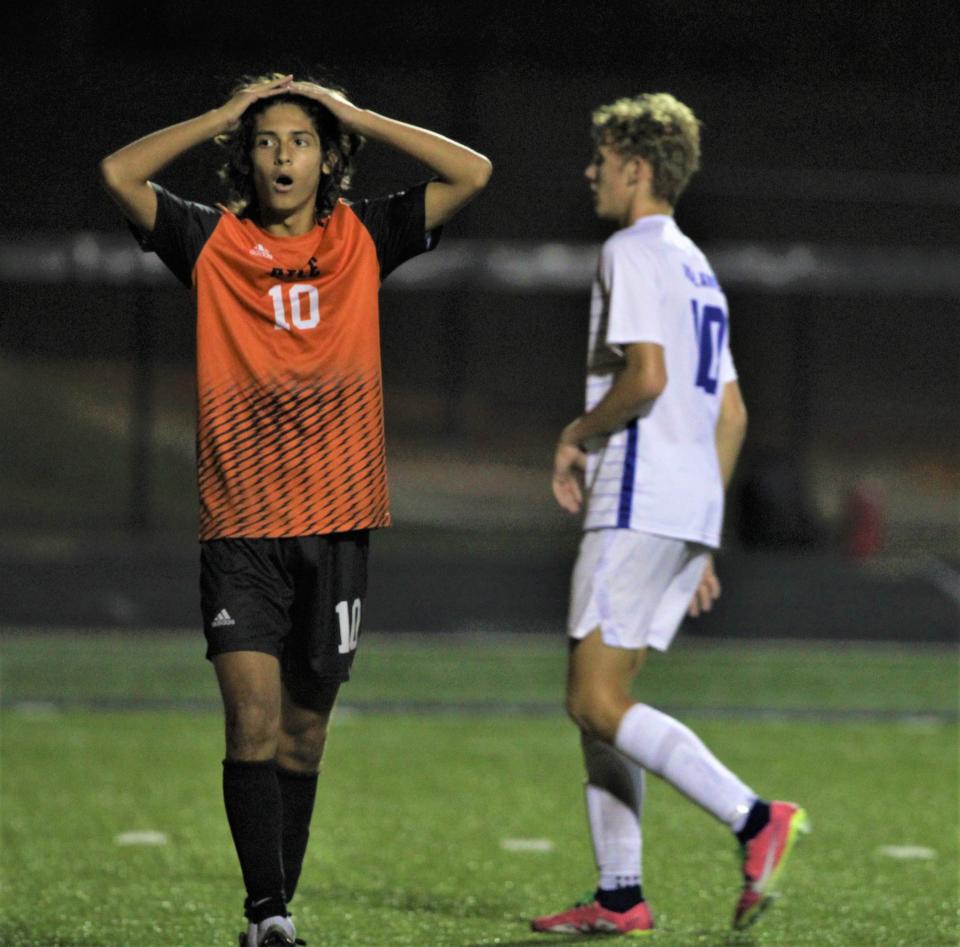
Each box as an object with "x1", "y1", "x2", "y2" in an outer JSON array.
[{"x1": 211, "y1": 609, "x2": 235, "y2": 628}]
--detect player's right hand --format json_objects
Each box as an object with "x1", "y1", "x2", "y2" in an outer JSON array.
[
  {"x1": 687, "y1": 555, "x2": 721, "y2": 617},
  {"x1": 216, "y1": 74, "x2": 294, "y2": 132},
  {"x1": 552, "y1": 442, "x2": 587, "y2": 513}
]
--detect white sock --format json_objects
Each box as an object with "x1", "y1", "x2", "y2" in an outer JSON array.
[
  {"x1": 582, "y1": 731, "x2": 644, "y2": 888},
  {"x1": 614, "y1": 703, "x2": 755, "y2": 827}
]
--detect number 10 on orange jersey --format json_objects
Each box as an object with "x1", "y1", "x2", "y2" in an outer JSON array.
[{"x1": 269, "y1": 282, "x2": 320, "y2": 331}]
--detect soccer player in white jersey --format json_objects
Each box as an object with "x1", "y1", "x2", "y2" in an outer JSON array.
[{"x1": 530, "y1": 93, "x2": 808, "y2": 936}]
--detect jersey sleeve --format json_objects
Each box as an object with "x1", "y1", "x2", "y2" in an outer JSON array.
[
  {"x1": 601, "y1": 238, "x2": 664, "y2": 348},
  {"x1": 129, "y1": 184, "x2": 222, "y2": 288},
  {"x1": 350, "y1": 181, "x2": 441, "y2": 280}
]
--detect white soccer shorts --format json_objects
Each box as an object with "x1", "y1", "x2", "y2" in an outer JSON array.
[{"x1": 568, "y1": 528, "x2": 711, "y2": 651}]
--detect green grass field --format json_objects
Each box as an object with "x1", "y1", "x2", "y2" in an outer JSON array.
[{"x1": 1, "y1": 632, "x2": 957, "y2": 946}]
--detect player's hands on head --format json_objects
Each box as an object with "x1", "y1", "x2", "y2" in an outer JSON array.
[
  {"x1": 552, "y1": 441, "x2": 587, "y2": 514},
  {"x1": 687, "y1": 555, "x2": 721, "y2": 617},
  {"x1": 288, "y1": 81, "x2": 366, "y2": 132},
  {"x1": 217, "y1": 74, "x2": 295, "y2": 132}
]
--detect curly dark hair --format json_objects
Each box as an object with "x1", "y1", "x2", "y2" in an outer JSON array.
[
  {"x1": 215, "y1": 73, "x2": 364, "y2": 221},
  {"x1": 591, "y1": 93, "x2": 701, "y2": 206}
]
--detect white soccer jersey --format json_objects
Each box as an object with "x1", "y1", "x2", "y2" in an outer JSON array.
[{"x1": 582, "y1": 214, "x2": 736, "y2": 547}]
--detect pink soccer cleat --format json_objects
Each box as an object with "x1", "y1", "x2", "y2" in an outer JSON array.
[
  {"x1": 733, "y1": 801, "x2": 811, "y2": 929},
  {"x1": 531, "y1": 897, "x2": 654, "y2": 936}
]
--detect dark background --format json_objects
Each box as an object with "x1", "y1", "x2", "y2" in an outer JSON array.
[{"x1": 1, "y1": 1, "x2": 958, "y2": 640}]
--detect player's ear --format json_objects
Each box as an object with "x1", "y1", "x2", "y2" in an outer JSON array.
[{"x1": 629, "y1": 156, "x2": 651, "y2": 187}]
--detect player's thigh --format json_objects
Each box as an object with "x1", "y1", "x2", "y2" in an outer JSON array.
[
  {"x1": 567, "y1": 629, "x2": 646, "y2": 702},
  {"x1": 279, "y1": 656, "x2": 343, "y2": 770},
  {"x1": 278, "y1": 676, "x2": 341, "y2": 765},
  {"x1": 212, "y1": 649, "x2": 283, "y2": 732}
]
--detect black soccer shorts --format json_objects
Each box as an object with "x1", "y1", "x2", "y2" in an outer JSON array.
[{"x1": 200, "y1": 531, "x2": 369, "y2": 683}]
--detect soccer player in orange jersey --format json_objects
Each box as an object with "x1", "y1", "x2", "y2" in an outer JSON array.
[{"x1": 101, "y1": 73, "x2": 491, "y2": 947}]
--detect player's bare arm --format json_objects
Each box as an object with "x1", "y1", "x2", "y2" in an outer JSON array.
[
  {"x1": 560, "y1": 342, "x2": 667, "y2": 447},
  {"x1": 552, "y1": 342, "x2": 666, "y2": 513},
  {"x1": 715, "y1": 379, "x2": 748, "y2": 488},
  {"x1": 99, "y1": 75, "x2": 294, "y2": 233},
  {"x1": 687, "y1": 380, "x2": 748, "y2": 616},
  {"x1": 290, "y1": 81, "x2": 492, "y2": 230}
]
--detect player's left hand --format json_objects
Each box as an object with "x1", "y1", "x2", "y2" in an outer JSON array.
[
  {"x1": 289, "y1": 81, "x2": 366, "y2": 132},
  {"x1": 687, "y1": 555, "x2": 721, "y2": 617},
  {"x1": 552, "y1": 441, "x2": 587, "y2": 513}
]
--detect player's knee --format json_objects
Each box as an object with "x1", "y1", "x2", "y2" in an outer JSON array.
[
  {"x1": 224, "y1": 698, "x2": 280, "y2": 758},
  {"x1": 279, "y1": 738, "x2": 325, "y2": 772},
  {"x1": 565, "y1": 679, "x2": 593, "y2": 724},
  {"x1": 279, "y1": 717, "x2": 328, "y2": 771},
  {"x1": 567, "y1": 688, "x2": 608, "y2": 739},
  {"x1": 565, "y1": 689, "x2": 587, "y2": 729},
  {"x1": 566, "y1": 686, "x2": 625, "y2": 742}
]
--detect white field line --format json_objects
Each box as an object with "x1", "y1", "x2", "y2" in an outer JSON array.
[
  {"x1": 4, "y1": 696, "x2": 956, "y2": 724},
  {"x1": 501, "y1": 838, "x2": 555, "y2": 852},
  {"x1": 115, "y1": 831, "x2": 168, "y2": 846},
  {"x1": 876, "y1": 845, "x2": 937, "y2": 860}
]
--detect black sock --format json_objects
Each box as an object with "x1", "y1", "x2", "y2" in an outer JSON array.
[
  {"x1": 595, "y1": 885, "x2": 644, "y2": 912},
  {"x1": 736, "y1": 799, "x2": 772, "y2": 846},
  {"x1": 276, "y1": 765, "x2": 319, "y2": 903},
  {"x1": 222, "y1": 759, "x2": 287, "y2": 922}
]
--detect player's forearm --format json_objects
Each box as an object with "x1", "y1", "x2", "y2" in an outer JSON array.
[
  {"x1": 714, "y1": 381, "x2": 748, "y2": 488},
  {"x1": 715, "y1": 404, "x2": 747, "y2": 488},
  {"x1": 100, "y1": 109, "x2": 231, "y2": 190},
  {"x1": 560, "y1": 372, "x2": 663, "y2": 446},
  {"x1": 352, "y1": 110, "x2": 492, "y2": 189}
]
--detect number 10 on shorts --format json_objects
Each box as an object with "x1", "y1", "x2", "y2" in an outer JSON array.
[{"x1": 335, "y1": 599, "x2": 361, "y2": 654}]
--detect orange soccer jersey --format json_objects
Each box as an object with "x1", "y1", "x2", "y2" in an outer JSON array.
[{"x1": 136, "y1": 183, "x2": 438, "y2": 540}]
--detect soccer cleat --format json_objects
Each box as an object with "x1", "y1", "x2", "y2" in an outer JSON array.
[
  {"x1": 237, "y1": 915, "x2": 306, "y2": 947},
  {"x1": 531, "y1": 896, "x2": 654, "y2": 936},
  {"x1": 733, "y1": 800, "x2": 811, "y2": 929},
  {"x1": 260, "y1": 933, "x2": 306, "y2": 947}
]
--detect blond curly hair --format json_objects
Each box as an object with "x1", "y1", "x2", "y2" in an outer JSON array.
[{"x1": 591, "y1": 93, "x2": 701, "y2": 206}]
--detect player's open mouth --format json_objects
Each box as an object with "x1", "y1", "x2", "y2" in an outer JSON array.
[{"x1": 273, "y1": 175, "x2": 294, "y2": 192}]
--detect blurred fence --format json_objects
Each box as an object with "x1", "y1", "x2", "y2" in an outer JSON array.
[
  {"x1": 2, "y1": 220, "x2": 958, "y2": 638},
  {"x1": 2, "y1": 230, "x2": 958, "y2": 545},
  {"x1": 6, "y1": 231, "x2": 960, "y2": 293}
]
